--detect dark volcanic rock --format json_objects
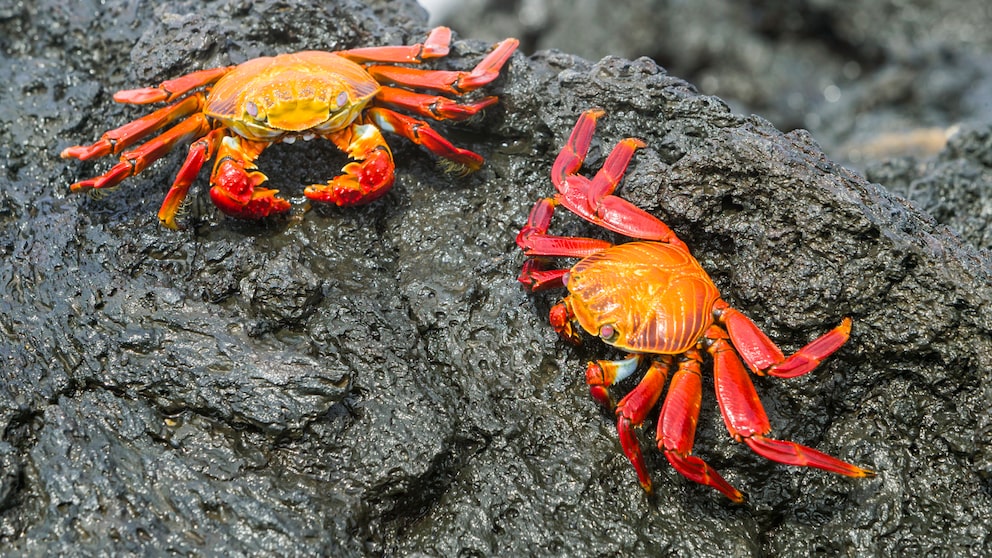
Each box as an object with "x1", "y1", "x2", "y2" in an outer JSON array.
[{"x1": 3, "y1": 0, "x2": 992, "y2": 556}]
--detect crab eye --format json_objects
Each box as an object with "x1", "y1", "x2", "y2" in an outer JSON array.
[
  {"x1": 599, "y1": 324, "x2": 617, "y2": 342},
  {"x1": 335, "y1": 91, "x2": 349, "y2": 109},
  {"x1": 246, "y1": 101, "x2": 262, "y2": 120}
]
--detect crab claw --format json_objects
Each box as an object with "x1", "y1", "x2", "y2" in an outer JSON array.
[
  {"x1": 304, "y1": 123, "x2": 396, "y2": 206},
  {"x1": 210, "y1": 160, "x2": 291, "y2": 220},
  {"x1": 208, "y1": 136, "x2": 291, "y2": 220},
  {"x1": 549, "y1": 301, "x2": 582, "y2": 345}
]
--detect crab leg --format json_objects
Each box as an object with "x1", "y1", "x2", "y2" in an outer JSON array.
[
  {"x1": 366, "y1": 107, "x2": 484, "y2": 174},
  {"x1": 303, "y1": 123, "x2": 395, "y2": 206},
  {"x1": 61, "y1": 95, "x2": 204, "y2": 161},
  {"x1": 112, "y1": 66, "x2": 233, "y2": 104},
  {"x1": 613, "y1": 357, "x2": 673, "y2": 494},
  {"x1": 516, "y1": 197, "x2": 614, "y2": 257},
  {"x1": 208, "y1": 135, "x2": 291, "y2": 219},
  {"x1": 706, "y1": 326, "x2": 874, "y2": 478},
  {"x1": 375, "y1": 87, "x2": 499, "y2": 121},
  {"x1": 517, "y1": 259, "x2": 571, "y2": 291},
  {"x1": 67, "y1": 113, "x2": 212, "y2": 193},
  {"x1": 718, "y1": 301, "x2": 853, "y2": 378},
  {"x1": 553, "y1": 109, "x2": 688, "y2": 248},
  {"x1": 337, "y1": 26, "x2": 451, "y2": 64},
  {"x1": 157, "y1": 128, "x2": 226, "y2": 229},
  {"x1": 658, "y1": 350, "x2": 744, "y2": 502},
  {"x1": 367, "y1": 37, "x2": 518, "y2": 94}
]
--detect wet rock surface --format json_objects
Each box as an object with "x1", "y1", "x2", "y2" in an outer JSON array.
[{"x1": 2, "y1": 0, "x2": 991, "y2": 556}]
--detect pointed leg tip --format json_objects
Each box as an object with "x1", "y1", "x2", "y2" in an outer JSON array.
[{"x1": 727, "y1": 490, "x2": 746, "y2": 504}]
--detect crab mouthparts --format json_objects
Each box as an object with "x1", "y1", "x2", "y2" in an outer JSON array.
[{"x1": 264, "y1": 99, "x2": 331, "y2": 131}]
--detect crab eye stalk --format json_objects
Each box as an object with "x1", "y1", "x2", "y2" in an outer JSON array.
[
  {"x1": 245, "y1": 100, "x2": 265, "y2": 121},
  {"x1": 599, "y1": 324, "x2": 619, "y2": 343}
]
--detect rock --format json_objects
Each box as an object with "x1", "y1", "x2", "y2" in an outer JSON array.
[{"x1": 2, "y1": 0, "x2": 991, "y2": 556}]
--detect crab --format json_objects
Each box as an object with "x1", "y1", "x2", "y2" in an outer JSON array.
[
  {"x1": 61, "y1": 27, "x2": 518, "y2": 229},
  {"x1": 516, "y1": 109, "x2": 874, "y2": 501}
]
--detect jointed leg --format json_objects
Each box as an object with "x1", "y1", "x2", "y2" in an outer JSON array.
[
  {"x1": 517, "y1": 259, "x2": 570, "y2": 291},
  {"x1": 366, "y1": 107, "x2": 484, "y2": 174},
  {"x1": 158, "y1": 128, "x2": 225, "y2": 229},
  {"x1": 706, "y1": 326, "x2": 874, "y2": 478},
  {"x1": 515, "y1": 197, "x2": 613, "y2": 258},
  {"x1": 337, "y1": 26, "x2": 451, "y2": 64},
  {"x1": 61, "y1": 95, "x2": 205, "y2": 161},
  {"x1": 552, "y1": 109, "x2": 688, "y2": 247},
  {"x1": 366, "y1": 36, "x2": 518, "y2": 94},
  {"x1": 374, "y1": 86, "x2": 498, "y2": 121},
  {"x1": 657, "y1": 350, "x2": 743, "y2": 502},
  {"x1": 608, "y1": 357, "x2": 671, "y2": 493},
  {"x1": 112, "y1": 66, "x2": 233, "y2": 104},
  {"x1": 67, "y1": 113, "x2": 213, "y2": 193},
  {"x1": 717, "y1": 300, "x2": 852, "y2": 378}
]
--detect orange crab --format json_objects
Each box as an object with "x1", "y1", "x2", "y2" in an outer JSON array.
[
  {"x1": 516, "y1": 109, "x2": 874, "y2": 501},
  {"x1": 61, "y1": 27, "x2": 518, "y2": 229}
]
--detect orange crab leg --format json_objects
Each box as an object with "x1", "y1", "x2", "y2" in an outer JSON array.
[
  {"x1": 552, "y1": 109, "x2": 688, "y2": 249},
  {"x1": 375, "y1": 86, "x2": 499, "y2": 121},
  {"x1": 112, "y1": 66, "x2": 233, "y2": 104},
  {"x1": 706, "y1": 326, "x2": 874, "y2": 478},
  {"x1": 337, "y1": 26, "x2": 451, "y2": 64},
  {"x1": 367, "y1": 37, "x2": 518, "y2": 94},
  {"x1": 658, "y1": 350, "x2": 744, "y2": 502},
  {"x1": 157, "y1": 128, "x2": 226, "y2": 229},
  {"x1": 61, "y1": 94, "x2": 204, "y2": 161},
  {"x1": 516, "y1": 197, "x2": 614, "y2": 257},
  {"x1": 303, "y1": 123, "x2": 395, "y2": 206},
  {"x1": 613, "y1": 357, "x2": 672, "y2": 494},
  {"x1": 67, "y1": 113, "x2": 212, "y2": 193},
  {"x1": 718, "y1": 301, "x2": 853, "y2": 378},
  {"x1": 366, "y1": 107, "x2": 484, "y2": 174},
  {"x1": 208, "y1": 135, "x2": 291, "y2": 220}
]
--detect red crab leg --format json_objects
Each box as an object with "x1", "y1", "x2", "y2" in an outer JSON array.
[
  {"x1": 375, "y1": 86, "x2": 499, "y2": 121},
  {"x1": 303, "y1": 123, "x2": 395, "y2": 206},
  {"x1": 517, "y1": 259, "x2": 570, "y2": 291},
  {"x1": 67, "y1": 113, "x2": 212, "y2": 193},
  {"x1": 112, "y1": 66, "x2": 233, "y2": 104},
  {"x1": 717, "y1": 301, "x2": 853, "y2": 379},
  {"x1": 336, "y1": 26, "x2": 451, "y2": 64},
  {"x1": 367, "y1": 37, "x2": 519, "y2": 94},
  {"x1": 61, "y1": 94, "x2": 204, "y2": 161},
  {"x1": 613, "y1": 357, "x2": 673, "y2": 494},
  {"x1": 366, "y1": 107, "x2": 484, "y2": 174},
  {"x1": 585, "y1": 355, "x2": 642, "y2": 407},
  {"x1": 516, "y1": 197, "x2": 613, "y2": 257},
  {"x1": 706, "y1": 325, "x2": 874, "y2": 478},
  {"x1": 657, "y1": 350, "x2": 744, "y2": 502},
  {"x1": 157, "y1": 128, "x2": 225, "y2": 229},
  {"x1": 208, "y1": 135, "x2": 291, "y2": 219},
  {"x1": 554, "y1": 109, "x2": 688, "y2": 249}
]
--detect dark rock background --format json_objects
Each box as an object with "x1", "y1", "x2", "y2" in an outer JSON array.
[{"x1": 2, "y1": 0, "x2": 991, "y2": 556}]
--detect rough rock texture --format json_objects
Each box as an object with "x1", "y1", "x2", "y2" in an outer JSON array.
[
  {"x1": 2, "y1": 0, "x2": 992, "y2": 556},
  {"x1": 442, "y1": 0, "x2": 992, "y2": 171}
]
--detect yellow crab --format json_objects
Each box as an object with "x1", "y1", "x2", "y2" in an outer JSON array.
[{"x1": 61, "y1": 27, "x2": 518, "y2": 228}]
